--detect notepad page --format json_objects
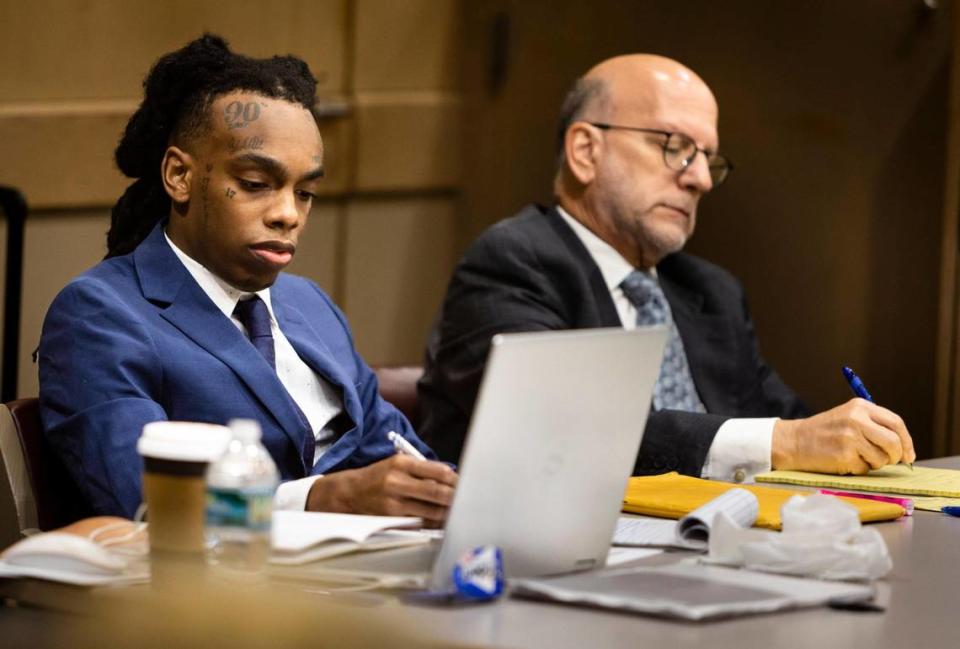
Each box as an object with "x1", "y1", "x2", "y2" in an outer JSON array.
[
  {"x1": 755, "y1": 465, "x2": 960, "y2": 498},
  {"x1": 681, "y1": 488, "x2": 758, "y2": 530},
  {"x1": 613, "y1": 517, "x2": 678, "y2": 546},
  {"x1": 676, "y1": 488, "x2": 759, "y2": 549},
  {"x1": 912, "y1": 496, "x2": 960, "y2": 512}
]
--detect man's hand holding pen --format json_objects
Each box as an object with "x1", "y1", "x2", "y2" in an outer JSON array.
[
  {"x1": 304, "y1": 431, "x2": 458, "y2": 525},
  {"x1": 771, "y1": 398, "x2": 916, "y2": 475}
]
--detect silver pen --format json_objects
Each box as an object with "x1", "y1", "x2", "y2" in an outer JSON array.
[{"x1": 387, "y1": 430, "x2": 427, "y2": 461}]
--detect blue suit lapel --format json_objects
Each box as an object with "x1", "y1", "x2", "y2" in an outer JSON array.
[
  {"x1": 133, "y1": 225, "x2": 311, "y2": 454},
  {"x1": 271, "y1": 295, "x2": 364, "y2": 472}
]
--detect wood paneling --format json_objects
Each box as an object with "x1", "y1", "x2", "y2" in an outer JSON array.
[
  {"x1": 354, "y1": 92, "x2": 462, "y2": 192},
  {"x1": 0, "y1": 0, "x2": 347, "y2": 101},
  {"x1": 935, "y1": 5, "x2": 960, "y2": 457},
  {"x1": 15, "y1": 210, "x2": 111, "y2": 399},
  {"x1": 341, "y1": 197, "x2": 458, "y2": 364},
  {"x1": 354, "y1": 0, "x2": 462, "y2": 91}
]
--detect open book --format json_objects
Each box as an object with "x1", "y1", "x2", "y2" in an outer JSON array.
[
  {"x1": 269, "y1": 512, "x2": 429, "y2": 565},
  {"x1": 614, "y1": 488, "x2": 758, "y2": 550}
]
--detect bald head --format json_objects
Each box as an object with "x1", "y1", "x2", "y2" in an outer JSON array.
[
  {"x1": 585, "y1": 55, "x2": 716, "y2": 120},
  {"x1": 556, "y1": 55, "x2": 717, "y2": 164},
  {"x1": 554, "y1": 54, "x2": 722, "y2": 268}
]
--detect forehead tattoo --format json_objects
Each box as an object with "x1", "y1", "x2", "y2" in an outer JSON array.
[
  {"x1": 223, "y1": 100, "x2": 266, "y2": 130},
  {"x1": 227, "y1": 135, "x2": 265, "y2": 153}
]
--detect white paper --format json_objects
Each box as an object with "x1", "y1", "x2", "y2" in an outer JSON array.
[
  {"x1": 613, "y1": 517, "x2": 677, "y2": 546},
  {"x1": 604, "y1": 547, "x2": 663, "y2": 566},
  {"x1": 269, "y1": 530, "x2": 431, "y2": 565},
  {"x1": 270, "y1": 512, "x2": 422, "y2": 552}
]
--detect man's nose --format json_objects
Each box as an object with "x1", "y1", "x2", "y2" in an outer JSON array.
[
  {"x1": 680, "y1": 152, "x2": 714, "y2": 194},
  {"x1": 267, "y1": 189, "x2": 301, "y2": 230}
]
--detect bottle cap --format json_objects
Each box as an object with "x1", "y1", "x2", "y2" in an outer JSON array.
[
  {"x1": 228, "y1": 418, "x2": 262, "y2": 443},
  {"x1": 137, "y1": 421, "x2": 231, "y2": 462}
]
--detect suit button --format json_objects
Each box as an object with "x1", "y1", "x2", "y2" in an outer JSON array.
[{"x1": 733, "y1": 468, "x2": 746, "y2": 483}]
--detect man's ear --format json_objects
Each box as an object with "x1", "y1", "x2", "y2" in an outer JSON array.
[
  {"x1": 160, "y1": 146, "x2": 195, "y2": 205},
  {"x1": 564, "y1": 122, "x2": 602, "y2": 185}
]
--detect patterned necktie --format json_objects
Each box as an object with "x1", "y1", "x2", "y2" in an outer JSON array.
[
  {"x1": 620, "y1": 270, "x2": 706, "y2": 413},
  {"x1": 234, "y1": 296, "x2": 316, "y2": 471}
]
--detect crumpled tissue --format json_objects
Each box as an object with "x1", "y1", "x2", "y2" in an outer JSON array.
[{"x1": 706, "y1": 493, "x2": 892, "y2": 581}]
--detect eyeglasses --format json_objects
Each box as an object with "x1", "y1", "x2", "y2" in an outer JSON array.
[{"x1": 587, "y1": 122, "x2": 733, "y2": 188}]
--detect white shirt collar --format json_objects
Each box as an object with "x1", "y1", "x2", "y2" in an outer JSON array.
[
  {"x1": 556, "y1": 206, "x2": 650, "y2": 291},
  {"x1": 164, "y1": 230, "x2": 276, "y2": 322}
]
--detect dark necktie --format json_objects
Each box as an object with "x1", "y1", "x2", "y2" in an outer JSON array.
[
  {"x1": 234, "y1": 296, "x2": 316, "y2": 472},
  {"x1": 234, "y1": 296, "x2": 276, "y2": 369},
  {"x1": 620, "y1": 270, "x2": 706, "y2": 413}
]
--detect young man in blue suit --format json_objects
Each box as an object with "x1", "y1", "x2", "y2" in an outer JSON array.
[{"x1": 39, "y1": 35, "x2": 456, "y2": 521}]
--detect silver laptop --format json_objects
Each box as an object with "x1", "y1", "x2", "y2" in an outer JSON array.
[{"x1": 294, "y1": 326, "x2": 667, "y2": 590}]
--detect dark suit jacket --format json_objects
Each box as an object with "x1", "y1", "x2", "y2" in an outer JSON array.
[
  {"x1": 39, "y1": 223, "x2": 434, "y2": 517},
  {"x1": 419, "y1": 204, "x2": 807, "y2": 475}
]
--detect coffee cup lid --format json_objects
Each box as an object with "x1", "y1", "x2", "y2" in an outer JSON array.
[{"x1": 137, "y1": 421, "x2": 231, "y2": 462}]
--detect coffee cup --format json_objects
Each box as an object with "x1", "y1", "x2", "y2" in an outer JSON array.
[{"x1": 137, "y1": 422, "x2": 230, "y2": 575}]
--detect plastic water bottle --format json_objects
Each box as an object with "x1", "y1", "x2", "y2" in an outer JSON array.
[{"x1": 205, "y1": 419, "x2": 279, "y2": 576}]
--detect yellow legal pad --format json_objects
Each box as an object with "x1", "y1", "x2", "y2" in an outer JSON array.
[
  {"x1": 622, "y1": 472, "x2": 904, "y2": 530},
  {"x1": 754, "y1": 465, "x2": 960, "y2": 512}
]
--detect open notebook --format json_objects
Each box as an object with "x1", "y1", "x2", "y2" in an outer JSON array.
[{"x1": 269, "y1": 512, "x2": 428, "y2": 565}]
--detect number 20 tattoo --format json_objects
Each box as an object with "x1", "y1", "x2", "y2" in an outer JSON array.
[{"x1": 224, "y1": 101, "x2": 263, "y2": 130}]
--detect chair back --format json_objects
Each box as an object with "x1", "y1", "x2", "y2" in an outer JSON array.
[
  {"x1": 373, "y1": 366, "x2": 423, "y2": 429},
  {"x1": 0, "y1": 398, "x2": 89, "y2": 532}
]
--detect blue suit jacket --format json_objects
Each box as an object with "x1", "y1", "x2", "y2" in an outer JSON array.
[{"x1": 39, "y1": 224, "x2": 434, "y2": 517}]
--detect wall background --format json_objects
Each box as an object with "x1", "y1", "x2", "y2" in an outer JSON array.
[{"x1": 0, "y1": 0, "x2": 956, "y2": 460}]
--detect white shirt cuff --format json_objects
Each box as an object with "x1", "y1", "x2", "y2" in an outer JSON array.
[
  {"x1": 273, "y1": 475, "x2": 323, "y2": 511},
  {"x1": 701, "y1": 418, "x2": 778, "y2": 483}
]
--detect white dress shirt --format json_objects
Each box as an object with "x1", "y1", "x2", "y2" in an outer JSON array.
[
  {"x1": 556, "y1": 208, "x2": 776, "y2": 482},
  {"x1": 165, "y1": 232, "x2": 333, "y2": 508}
]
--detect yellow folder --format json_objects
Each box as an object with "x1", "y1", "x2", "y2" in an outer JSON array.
[{"x1": 622, "y1": 472, "x2": 904, "y2": 530}]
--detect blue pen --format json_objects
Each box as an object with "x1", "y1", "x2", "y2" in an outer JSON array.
[
  {"x1": 943, "y1": 506, "x2": 960, "y2": 517},
  {"x1": 842, "y1": 366, "x2": 872, "y2": 401},
  {"x1": 841, "y1": 366, "x2": 913, "y2": 470}
]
